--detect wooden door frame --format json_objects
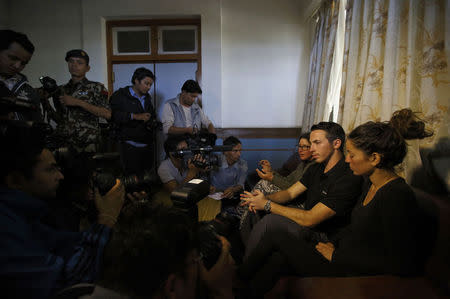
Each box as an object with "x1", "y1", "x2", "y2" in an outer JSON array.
[{"x1": 106, "y1": 18, "x2": 201, "y2": 94}]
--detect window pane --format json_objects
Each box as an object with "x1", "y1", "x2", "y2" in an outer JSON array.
[
  {"x1": 162, "y1": 29, "x2": 196, "y2": 52},
  {"x1": 117, "y1": 31, "x2": 150, "y2": 53}
]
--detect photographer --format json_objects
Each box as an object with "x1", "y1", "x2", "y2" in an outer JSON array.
[
  {"x1": 93, "y1": 205, "x2": 234, "y2": 299},
  {"x1": 158, "y1": 135, "x2": 209, "y2": 195},
  {"x1": 161, "y1": 79, "x2": 215, "y2": 136},
  {"x1": 0, "y1": 124, "x2": 125, "y2": 299},
  {"x1": 0, "y1": 30, "x2": 41, "y2": 121},
  {"x1": 110, "y1": 67, "x2": 158, "y2": 175}
]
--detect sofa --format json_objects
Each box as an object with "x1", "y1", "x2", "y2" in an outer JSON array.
[{"x1": 265, "y1": 186, "x2": 450, "y2": 299}]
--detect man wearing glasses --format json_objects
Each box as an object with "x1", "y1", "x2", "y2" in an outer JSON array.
[{"x1": 161, "y1": 80, "x2": 215, "y2": 136}]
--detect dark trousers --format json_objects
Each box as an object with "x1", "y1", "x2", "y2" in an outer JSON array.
[
  {"x1": 239, "y1": 223, "x2": 344, "y2": 298},
  {"x1": 242, "y1": 212, "x2": 328, "y2": 259},
  {"x1": 239, "y1": 214, "x2": 335, "y2": 298},
  {"x1": 119, "y1": 142, "x2": 154, "y2": 175}
]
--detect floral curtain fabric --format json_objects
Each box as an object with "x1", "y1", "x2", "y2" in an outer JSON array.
[
  {"x1": 336, "y1": 0, "x2": 449, "y2": 181},
  {"x1": 337, "y1": 0, "x2": 449, "y2": 146}
]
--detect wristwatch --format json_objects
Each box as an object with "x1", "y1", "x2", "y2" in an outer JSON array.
[{"x1": 264, "y1": 200, "x2": 272, "y2": 213}]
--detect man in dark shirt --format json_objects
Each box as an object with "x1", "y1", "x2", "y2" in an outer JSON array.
[
  {"x1": 0, "y1": 124, "x2": 125, "y2": 298},
  {"x1": 0, "y1": 30, "x2": 41, "y2": 121},
  {"x1": 109, "y1": 67, "x2": 157, "y2": 175},
  {"x1": 241, "y1": 122, "x2": 362, "y2": 255}
]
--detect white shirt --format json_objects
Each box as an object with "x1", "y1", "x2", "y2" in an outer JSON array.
[{"x1": 161, "y1": 94, "x2": 212, "y2": 135}]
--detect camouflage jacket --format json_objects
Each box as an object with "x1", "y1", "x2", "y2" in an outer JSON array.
[
  {"x1": 55, "y1": 77, "x2": 109, "y2": 152},
  {"x1": 0, "y1": 73, "x2": 42, "y2": 121}
]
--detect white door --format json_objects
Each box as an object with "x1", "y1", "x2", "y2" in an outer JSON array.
[{"x1": 112, "y1": 62, "x2": 198, "y2": 164}]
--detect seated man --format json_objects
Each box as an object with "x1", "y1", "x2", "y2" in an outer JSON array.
[
  {"x1": 161, "y1": 79, "x2": 215, "y2": 136},
  {"x1": 0, "y1": 124, "x2": 125, "y2": 299},
  {"x1": 210, "y1": 136, "x2": 248, "y2": 209},
  {"x1": 241, "y1": 122, "x2": 362, "y2": 256},
  {"x1": 158, "y1": 135, "x2": 206, "y2": 195}
]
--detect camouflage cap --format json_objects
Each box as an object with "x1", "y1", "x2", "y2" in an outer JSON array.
[{"x1": 65, "y1": 49, "x2": 89, "y2": 64}]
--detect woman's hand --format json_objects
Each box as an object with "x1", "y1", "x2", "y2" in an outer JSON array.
[
  {"x1": 259, "y1": 160, "x2": 272, "y2": 172},
  {"x1": 256, "y1": 168, "x2": 274, "y2": 181},
  {"x1": 315, "y1": 242, "x2": 335, "y2": 262}
]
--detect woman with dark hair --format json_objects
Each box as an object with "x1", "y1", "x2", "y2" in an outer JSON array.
[
  {"x1": 239, "y1": 119, "x2": 433, "y2": 297},
  {"x1": 253, "y1": 132, "x2": 315, "y2": 195}
]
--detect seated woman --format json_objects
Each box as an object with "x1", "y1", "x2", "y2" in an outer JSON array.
[
  {"x1": 238, "y1": 133, "x2": 314, "y2": 239},
  {"x1": 239, "y1": 120, "x2": 432, "y2": 297},
  {"x1": 253, "y1": 132, "x2": 314, "y2": 196}
]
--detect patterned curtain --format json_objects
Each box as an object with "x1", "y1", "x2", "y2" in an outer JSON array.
[
  {"x1": 337, "y1": 0, "x2": 449, "y2": 180},
  {"x1": 301, "y1": 0, "x2": 341, "y2": 131}
]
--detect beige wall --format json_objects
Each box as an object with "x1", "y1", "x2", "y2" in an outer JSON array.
[
  {"x1": 221, "y1": 0, "x2": 310, "y2": 127},
  {"x1": 7, "y1": 0, "x2": 313, "y2": 128},
  {"x1": 9, "y1": 0, "x2": 83, "y2": 85},
  {"x1": 80, "y1": 0, "x2": 223, "y2": 124},
  {"x1": 0, "y1": 0, "x2": 10, "y2": 29}
]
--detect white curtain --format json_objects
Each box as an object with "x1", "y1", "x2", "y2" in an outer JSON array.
[
  {"x1": 337, "y1": 0, "x2": 450, "y2": 180},
  {"x1": 302, "y1": 0, "x2": 341, "y2": 131}
]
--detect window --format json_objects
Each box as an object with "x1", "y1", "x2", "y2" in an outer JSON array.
[
  {"x1": 158, "y1": 25, "x2": 198, "y2": 54},
  {"x1": 112, "y1": 26, "x2": 151, "y2": 55}
]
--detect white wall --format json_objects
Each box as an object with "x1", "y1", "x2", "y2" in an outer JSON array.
[
  {"x1": 8, "y1": 0, "x2": 312, "y2": 128},
  {"x1": 9, "y1": 0, "x2": 82, "y2": 86},
  {"x1": 221, "y1": 0, "x2": 310, "y2": 127},
  {"x1": 0, "y1": 0, "x2": 10, "y2": 29}
]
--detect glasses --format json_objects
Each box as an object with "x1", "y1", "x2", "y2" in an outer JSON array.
[{"x1": 296, "y1": 145, "x2": 311, "y2": 151}]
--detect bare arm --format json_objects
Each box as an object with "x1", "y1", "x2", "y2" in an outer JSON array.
[
  {"x1": 266, "y1": 181, "x2": 307, "y2": 204},
  {"x1": 270, "y1": 202, "x2": 336, "y2": 227},
  {"x1": 241, "y1": 188, "x2": 335, "y2": 228}
]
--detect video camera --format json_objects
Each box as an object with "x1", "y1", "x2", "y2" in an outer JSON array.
[
  {"x1": 171, "y1": 132, "x2": 233, "y2": 168},
  {"x1": 0, "y1": 83, "x2": 40, "y2": 118},
  {"x1": 170, "y1": 179, "x2": 242, "y2": 270},
  {"x1": 39, "y1": 76, "x2": 66, "y2": 123}
]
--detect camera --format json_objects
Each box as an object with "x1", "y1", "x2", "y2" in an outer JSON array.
[
  {"x1": 171, "y1": 179, "x2": 210, "y2": 220},
  {"x1": 39, "y1": 76, "x2": 66, "y2": 119},
  {"x1": 54, "y1": 147, "x2": 157, "y2": 196},
  {"x1": 197, "y1": 212, "x2": 242, "y2": 269},
  {"x1": 93, "y1": 167, "x2": 158, "y2": 196},
  {"x1": 170, "y1": 180, "x2": 243, "y2": 269},
  {"x1": 0, "y1": 84, "x2": 40, "y2": 118},
  {"x1": 145, "y1": 117, "x2": 163, "y2": 131},
  {"x1": 171, "y1": 132, "x2": 233, "y2": 168}
]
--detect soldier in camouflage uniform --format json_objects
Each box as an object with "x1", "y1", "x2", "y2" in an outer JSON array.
[
  {"x1": 0, "y1": 30, "x2": 41, "y2": 122},
  {"x1": 54, "y1": 49, "x2": 111, "y2": 152}
]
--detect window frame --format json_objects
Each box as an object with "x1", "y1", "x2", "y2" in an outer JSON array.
[{"x1": 106, "y1": 18, "x2": 201, "y2": 94}]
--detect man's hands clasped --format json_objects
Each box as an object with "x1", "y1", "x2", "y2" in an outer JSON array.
[{"x1": 240, "y1": 189, "x2": 268, "y2": 213}]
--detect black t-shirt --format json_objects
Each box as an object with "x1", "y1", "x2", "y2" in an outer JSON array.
[
  {"x1": 332, "y1": 178, "x2": 426, "y2": 275},
  {"x1": 299, "y1": 158, "x2": 363, "y2": 236}
]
